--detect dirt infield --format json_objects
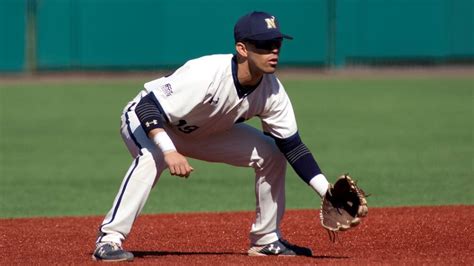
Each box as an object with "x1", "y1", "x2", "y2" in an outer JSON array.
[{"x1": 1, "y1": 206, "x2": 473, "y2": 265}]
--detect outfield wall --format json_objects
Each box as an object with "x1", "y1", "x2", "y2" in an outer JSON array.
[{"x1": 1, "y1": 0, "x2": 473, "y2": 72}]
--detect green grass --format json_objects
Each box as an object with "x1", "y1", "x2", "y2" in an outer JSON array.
[{"x1": 0, "y1": 76, "x2": 472, "y2": 218}]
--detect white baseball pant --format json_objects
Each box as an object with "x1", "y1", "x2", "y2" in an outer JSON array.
[{"x1": 97, "y1": 99, "x2": 287, "y2": 246}]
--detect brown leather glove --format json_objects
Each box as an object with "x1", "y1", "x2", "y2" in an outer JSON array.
[{"x1": 320, "y1": 174, "x2": 368, "y2": 240}]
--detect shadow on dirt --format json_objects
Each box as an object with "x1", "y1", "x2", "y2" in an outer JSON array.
[
  {"x1": 133, "y1": 250, "x2": 247, "y2": 257},
  {"x1": 132, "y1": 250, "x2": 349, "y2": 259}
]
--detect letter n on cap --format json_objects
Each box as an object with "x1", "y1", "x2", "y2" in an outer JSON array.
[{"x1": 265, "y1": 16, "x2": 276, "y2": 29}]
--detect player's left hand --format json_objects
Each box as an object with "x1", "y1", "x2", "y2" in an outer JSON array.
[
  {"x1": 164, "y1": 151, "x2": 194, "y2": 178},
  {"x1": 319, "y1": 174, "x2": 368, "y2": 241}
]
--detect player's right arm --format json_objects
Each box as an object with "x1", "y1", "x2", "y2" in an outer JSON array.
[
  {"x1": 135, "y1": 93, "x2": 193, "y2": 178},
  {"x1": 147, "y1": 128, "x2": 194, "y2": 178},
  {"x1": 135, "y1": 55, "x2": 228, "y2": 177}
]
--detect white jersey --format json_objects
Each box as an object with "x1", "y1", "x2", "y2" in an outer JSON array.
[{"x1": 142, "y1": 54, "x2": 297, "y2": 139}]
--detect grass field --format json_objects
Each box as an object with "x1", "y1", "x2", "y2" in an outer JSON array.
[{"x1": 0, "y1": 75, "x2": 472, "y2": 218}]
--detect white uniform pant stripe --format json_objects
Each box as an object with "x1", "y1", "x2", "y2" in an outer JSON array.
[
  {"x1": 124, "y1": 102, "x2": 143, "y2": 155},
  {"x1": 98, "y1": 152, "x2": 158, "y2": 244},
  {"x1": 98, "y1": 156, "x2": 140, "y2": 242},
  {"x1": 97, "y1": 103, "x2": 164, "y2": 245}
]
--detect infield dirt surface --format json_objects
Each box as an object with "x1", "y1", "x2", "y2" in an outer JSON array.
[{"x1": 1, "y1": 205, "x2": 473, "y2": 265}]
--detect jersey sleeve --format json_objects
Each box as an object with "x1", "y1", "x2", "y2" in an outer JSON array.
[
  {"x1": 260, "y1": 78, "x2": 298, "y2": 139},
  {"x1": 143, "y1": 56, "x2": 219, "y2": 123}
]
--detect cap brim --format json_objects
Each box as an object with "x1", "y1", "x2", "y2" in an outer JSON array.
[{"x1": 246, "y1": 31, "x2": 293, "y2": 41}]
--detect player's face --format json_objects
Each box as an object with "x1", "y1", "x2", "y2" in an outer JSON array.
[{"x1": 245, "y1": 38, "x2": 283, "y2": 74}]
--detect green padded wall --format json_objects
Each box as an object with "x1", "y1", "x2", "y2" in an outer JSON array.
[
  {"x1": 35, "y1": 0, "x2": 327, "y2": 69},
  {"x1": 335, "y1": 0, "x2": 474, "y2": 65},
  {"x1": 0, "y1": 0, "x2": 26, "y2": 72},
  {"x1": 1, "y1": 0, "x2": 472, "y2": 71}
]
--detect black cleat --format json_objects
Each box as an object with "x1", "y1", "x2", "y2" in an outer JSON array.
[
  {"x1": 248, "y1": 239, "x2": 312, "y2": 256},
  {"x1": 92, "y1": 242, "x2": 134, "y2": 262}
]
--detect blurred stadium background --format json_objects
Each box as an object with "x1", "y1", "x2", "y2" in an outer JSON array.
[
  {"x1": 0, "y1": 1, "x2": 473, "y2": 218},
  {"x1": 1, "y1": 0, "x2": 473, "y2": 72}
]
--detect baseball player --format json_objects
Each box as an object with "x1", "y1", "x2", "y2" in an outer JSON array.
[{"x1": 93, "y1": 11, "x2": 330, "y2": 262}]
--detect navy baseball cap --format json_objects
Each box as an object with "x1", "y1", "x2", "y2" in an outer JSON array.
[{"x1": 234, "y1": 11, "x2": 293, "y2": 42}]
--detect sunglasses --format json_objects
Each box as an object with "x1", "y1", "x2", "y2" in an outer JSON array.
[{"x1": 246, "y1": 38, "x2": 283, "y2": 50}]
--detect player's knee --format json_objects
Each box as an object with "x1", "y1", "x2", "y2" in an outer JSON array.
[
  {"x1": 132, "y1": 151, "x2": 160, "y2": 185},
  {"x1": 251, "y1": 142, "x2": 286, "y2": 172},
  {"x1": 268, "y1": 149, "x2": 286, "y2": 168},
  {"x1": 265, "y1": 143, "x2": 285, "y2": 160}
]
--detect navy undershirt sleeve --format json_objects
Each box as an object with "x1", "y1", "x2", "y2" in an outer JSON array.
[
  {"x1": 135, "y1": 93, "x2": 165, "y2": 135},
  {"x1": 272, "y1": 132, "x2": 322, "y2": 184}
]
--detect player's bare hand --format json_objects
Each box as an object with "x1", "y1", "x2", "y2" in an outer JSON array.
[{"x1": 164, "y1": 151, "x2": 194, "y2": 178}]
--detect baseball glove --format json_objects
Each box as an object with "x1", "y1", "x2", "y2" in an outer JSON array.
[{"x1": 320, "y1": 174, "x2": 368, "y2": 241}]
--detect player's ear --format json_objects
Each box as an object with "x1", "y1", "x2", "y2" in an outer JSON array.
[{"x1": 235, "y1": 42, "x2": 248, "y2": 57}]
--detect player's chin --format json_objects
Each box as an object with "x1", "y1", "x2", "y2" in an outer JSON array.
[{"x1": 263, "y1": 64, "x2": 278, "y2": 74}]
